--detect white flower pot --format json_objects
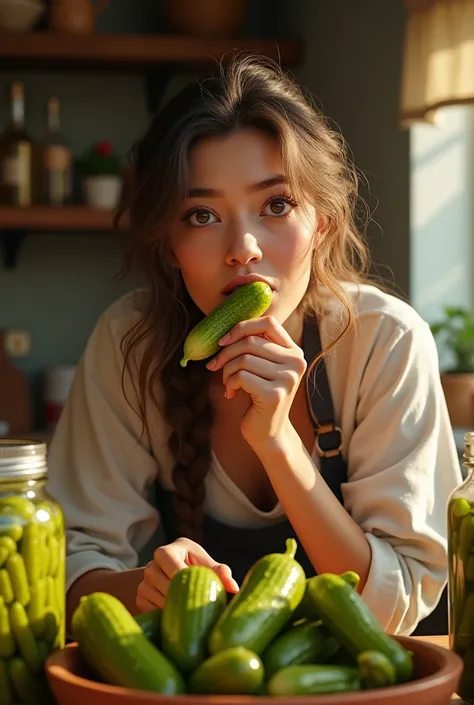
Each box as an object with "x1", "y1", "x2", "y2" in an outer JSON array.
[{"x1": 83, "y1": 175, "x2": 122, "y2": 210}]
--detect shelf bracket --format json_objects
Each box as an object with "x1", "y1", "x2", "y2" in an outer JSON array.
[
  {"x1": 145, "y1": 65, "x2": 176, "y2": 114},
  {"x1": 1, "y1": 231, "x2": 27, "y2": 270}
]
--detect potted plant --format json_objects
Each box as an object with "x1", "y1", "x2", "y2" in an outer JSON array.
[
  {"x1": 79, "y1": 140, "x2": 123, "y2": 210},
  {"x1": 431, "y1": 306, "x2": 474, "y2": 427}
]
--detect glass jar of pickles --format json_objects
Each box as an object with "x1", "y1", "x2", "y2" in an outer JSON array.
[{"x1": 0, "y1": 439, "x2": 65, "y2": 703}]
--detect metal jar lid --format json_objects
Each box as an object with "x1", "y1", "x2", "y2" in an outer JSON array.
[{"x1": 0, "y1": 439, "x2": 47, "y2": 480}]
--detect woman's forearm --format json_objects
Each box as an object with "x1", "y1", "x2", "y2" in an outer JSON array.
[
  {"x1": 254, "y1": 424, "x2": 372, "y2": 589},
  {"x1": 66, "y1": 566, "x2": 144, "y2": 633}
]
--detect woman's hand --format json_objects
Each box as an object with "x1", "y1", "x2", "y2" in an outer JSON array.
[
  {"x1": 206, "y1": 315, "x2": 307, "y2": 448},
  {"x1": 136, "y1": 537, "x2": 239, "y2": 612}
]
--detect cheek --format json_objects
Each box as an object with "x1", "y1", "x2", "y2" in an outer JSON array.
[
  {"x1": 276, "y1": 224, "x2": 315, "y2": 272},
  {"x1": 173, "y1": 235, "x2": 219, "y2": 279}
]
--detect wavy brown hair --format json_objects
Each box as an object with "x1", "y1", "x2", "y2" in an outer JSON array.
[{"x1": 117, "y1": 55, "x2": 371, "y2": 542}]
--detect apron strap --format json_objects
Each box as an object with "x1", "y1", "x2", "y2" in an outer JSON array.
[{"x1": 302, "y1": 317, "x2": 347, "y2": 504}]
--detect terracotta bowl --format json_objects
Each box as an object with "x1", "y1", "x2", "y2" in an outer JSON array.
[{"x1": 45, "y1": 636, "x2": 462, "y2": 705}]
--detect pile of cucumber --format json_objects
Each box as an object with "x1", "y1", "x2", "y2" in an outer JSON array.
[{"x1": 72, "y1": 538, "x2": 414, "y2": 697}]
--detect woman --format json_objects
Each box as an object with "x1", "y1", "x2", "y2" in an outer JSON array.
[{"x1": 46, "y1": 56, "x2": 461, "y2": 636}]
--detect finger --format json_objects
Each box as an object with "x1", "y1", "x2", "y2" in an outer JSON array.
[
  {"x1": 214, "y1": 564, "x2": 240, "y2": 593},
  {"x1": 158, "y1": 538, "x2": 239, "y2": 592},
  {"x1": 154, "y1": 544, "x2": 189, "y2": 579},
  {"x1": 137, "y1": 580, "x2": 166, "y2": 610},
  {"x1": 222, "y1": 354, "x2": 278, "y2": 387},
  {"x1": 137, "y1": 594, "x2": 162, "y2": 612},
  {"x1": 226, "y1": 369, "x2": 275, "y2": 400},
  {"x1": 144, "y1": 563, "x2": 171, "y2": 596},
  {"x1": 219, "y1": 315, "x2": 294, "y2": 349},
  {"x1": 208, "y1": 337, "x2": 291, "y2": 372}
]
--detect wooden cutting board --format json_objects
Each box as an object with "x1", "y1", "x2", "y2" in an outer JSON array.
[{"x1": 0, "y1": 330, "x2": 31, "y2": 435}]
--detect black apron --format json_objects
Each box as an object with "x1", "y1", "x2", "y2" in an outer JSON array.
[{"x1": 154, "y1": 317, "x2": 347, "y2": 585}]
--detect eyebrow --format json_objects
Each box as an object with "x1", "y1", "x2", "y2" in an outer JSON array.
[{"x1": 187, "y1": 175, "x2": 288, "y2": 198}]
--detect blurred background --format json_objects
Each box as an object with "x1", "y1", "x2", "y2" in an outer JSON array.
[{"x1": 0, "y1": 0, "x2": 472, "y2": 456}]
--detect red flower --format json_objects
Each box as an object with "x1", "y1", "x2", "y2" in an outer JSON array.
[{"x1": 96, "y1": 141, "x2": 113, "y2": 157}]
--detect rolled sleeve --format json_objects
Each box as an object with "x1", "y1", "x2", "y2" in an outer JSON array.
[{"x1": 342, "y1": 318, "x2": 462, "y2": 634}]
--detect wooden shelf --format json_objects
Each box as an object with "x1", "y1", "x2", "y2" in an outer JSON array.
[
  {"x1": 0, "y1": 32, "x2": 304, "y2": 70},
  {"x1": 0, "y1": 206, "x2": 121, "y2": 231}
]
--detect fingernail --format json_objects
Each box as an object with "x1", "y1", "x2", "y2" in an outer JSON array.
[
  {"x1": 230, "y1": 578, "x2": 240, "y2": 592},
  {"x1": 218, "y1": 333, "x2": 231, "y2": 345},
  {"x1": 206, "y1": 358, "x2": 217, "y2": 370}
]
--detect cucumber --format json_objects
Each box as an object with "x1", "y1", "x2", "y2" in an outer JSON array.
[
  {"x1": 180, "y1": 281, "x2": 272, "y2": 367},
  {"x1": 72, "y1": 592, "x2": 185, "y2": 694},
  {"x1": 304, "y1": 574, "x2": 413, "y2": 683},
  {"x1": 267, "y1": 664, "x2": 362, "y2": 696},
  {"x1": 161, "y1": 566, "x2": 227, "y2": 673},
  {"x1": 135, "y1": 608, "x2": 162, "y2": 646},
  {"x1": 293, "y1": 569, "x2": 360, "y2": 622},
  {"x1": 357, "y1": 650, "x2": 397, "y2": 689},
  {"x1": 262, "y1": 619, "x2": 334, "y2": 677},
  {"x1": 208, "y1": 538, "x2": 306, "y2": 656},
  {"x1": 189, "y1": 646, "x2": 264, "y2": 695}
]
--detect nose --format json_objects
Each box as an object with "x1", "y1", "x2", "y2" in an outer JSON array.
[{"x1": 225, "y1": 220, "x2": 263, "y2": 266}]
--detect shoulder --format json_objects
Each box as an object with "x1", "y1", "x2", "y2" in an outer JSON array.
[
  {"x1": 320, "y1": 282, "x2": 438, "y2": 369},
  {"x1": 86, "y1": 288, "x2": 151, "y2": 355},
  {"x1": 99, "y1": 288, "x2": 150, "y2": 340},
  {"x1": 346, "y1": 282, "x2": 427, "y2": 335}
]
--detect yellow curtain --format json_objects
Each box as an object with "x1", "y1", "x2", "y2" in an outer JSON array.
[{"x1": 400, "y1": 0, "x2": 474, "y2": 127}]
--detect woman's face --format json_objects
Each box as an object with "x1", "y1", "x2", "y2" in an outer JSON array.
[{"x1": 170, "y1": 128, "x2": 318, "y2": 340}]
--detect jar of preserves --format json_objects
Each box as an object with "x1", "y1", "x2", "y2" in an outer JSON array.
[{"x1": 0, "y1": 439, "x2": 65, "y2": 702}]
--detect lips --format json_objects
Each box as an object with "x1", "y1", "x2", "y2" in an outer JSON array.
[{"x1": 222, "y1": 274, "x2": 273, "y2": 296}]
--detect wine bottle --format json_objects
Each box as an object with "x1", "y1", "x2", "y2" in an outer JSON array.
[
  {"x1": 0, "y1": 81, "x2": 32, "y2": 206},
  {"x1": 40, "y1": 96, "x2": 72, "y2": 206}
]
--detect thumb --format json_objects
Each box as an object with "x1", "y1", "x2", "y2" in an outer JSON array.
[{"x1": 213, "y1": 563, "x2": 240, "y2": 593}]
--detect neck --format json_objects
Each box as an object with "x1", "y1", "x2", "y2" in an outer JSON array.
[{"x1": 283, "y1": 307, "x2": 305, "y2": 346}]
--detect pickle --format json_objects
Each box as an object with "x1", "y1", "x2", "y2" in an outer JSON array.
[
  {"x1": 20, "y1": 524, "x2": 41, "y2": 585},
  {"x1": 0, "y1": 525, "x2": 22, "y2": 543},
  {"x1": 0, "y1": 658, "x2": 14, "y2": 705},
  {"x1": 0, "y1": 570, "x2": 14, "y2": 605},
  {"x1": 8, "y1": 656, "x2": 50, "y2": 705},
  {"x1": 6, "y1": 554, "x2": 30, "y2": 607},
  {"x1": 9, "y1": 602, "x2": 42, "y2": 673},
  {"x1": 0, "y1": 597, "x2": 14, "y2": 659},
  {"x1": 0, "y1": 498, "x2": 35, "y2": 521},
  {"x1": 27, "y1": 579, "x2": 46, "y2": 640}
]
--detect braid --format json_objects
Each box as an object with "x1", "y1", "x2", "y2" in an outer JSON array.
[{"x1": 161, "y1": 352, "x2": 213, "y2": 543}]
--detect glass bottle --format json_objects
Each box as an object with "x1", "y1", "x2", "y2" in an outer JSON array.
[
  {"x1": 40, "y1": 97, "x2": 72, "y2": 206},
  {"x1": 0, "y1": 439, "x2": 65, "y2": 701},
  {"x1": 0, "y1": 81, "x2": 33, "y2": 206},
  {"x1": 448, "y1": 431, "x2": 474, "y2": 702}
]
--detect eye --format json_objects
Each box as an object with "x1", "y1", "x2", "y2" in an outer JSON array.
[
  {"x1": 262, "y1": 196, "x2": 298, "y2": 218},
  {"x1": 182, "y1": 207, "x2": 219, "y2": 227}
]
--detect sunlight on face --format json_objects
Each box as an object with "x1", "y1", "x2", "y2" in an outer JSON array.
[{"x1": 171, "y1": 128, "x2": 317, "y2": 338}]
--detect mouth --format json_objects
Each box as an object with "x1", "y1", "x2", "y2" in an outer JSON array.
[{"x1": 222, "y1": 274, "x2": 274, "y2": 297}]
